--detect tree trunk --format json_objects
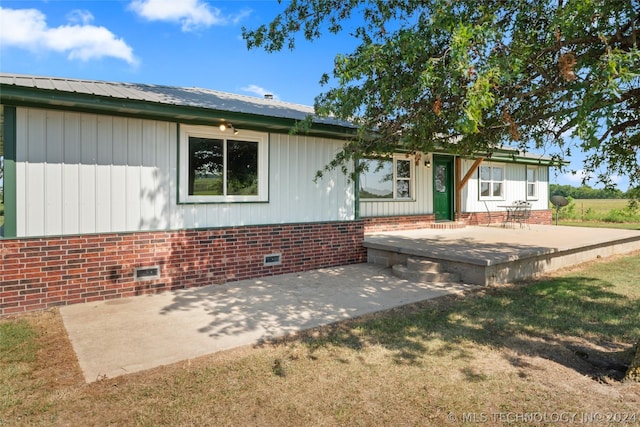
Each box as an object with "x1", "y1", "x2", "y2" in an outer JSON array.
[{"x1": 624, "y1": 339, "x2": 640, "y2": 382}]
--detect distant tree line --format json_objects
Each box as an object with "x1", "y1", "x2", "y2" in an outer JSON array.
[{"x1": 550, "y1": 184, "x2": 627, "y2": 199}]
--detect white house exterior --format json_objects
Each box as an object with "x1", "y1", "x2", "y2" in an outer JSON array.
[
  {"x1": 10, "y1": 109, "x2": 354, "y2": 237},
  {"x1": 0, "y1": 73, "x2": 552, "y2": 315}
]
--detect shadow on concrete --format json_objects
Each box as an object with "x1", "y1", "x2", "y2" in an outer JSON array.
[{"x1": 156, "y1": 265, "x2": 472, "y2": 342}]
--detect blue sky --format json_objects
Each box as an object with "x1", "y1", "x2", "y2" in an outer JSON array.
[{"x1": 0, "y1": 0, "x2": 630, "y2": 191}]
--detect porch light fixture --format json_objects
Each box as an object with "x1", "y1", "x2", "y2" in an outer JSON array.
[
  {"x1": 425, "y1": 159, "x2": 431, "y2": 168},
  {"x1": 219, "y1": 123, "x2": 239, "y2": 135}
]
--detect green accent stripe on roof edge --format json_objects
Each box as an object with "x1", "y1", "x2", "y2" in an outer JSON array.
[{"x1": 0, "y1": 85, "x2": 357, "y2": 140}]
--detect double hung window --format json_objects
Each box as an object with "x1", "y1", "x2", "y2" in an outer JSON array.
[
  {"x1": 359, "y1": 156, "x2": 414, "y2": 200},
  {"x1": 479, "y1": 164, "x2": 505, "y2": 200},
  {"x1": 526, "y1": 166, "x2": 538, "y2": 200}
]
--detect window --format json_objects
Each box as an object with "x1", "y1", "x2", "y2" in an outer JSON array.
[
  {"x1": 526, "y1": 166, "x2": 538, "y2": 200},
  {"x1": 179, "y1": 125, "x2": 268, "y2": 203},
  {"x1": 479, "y1": 164, "x2": 504, "y2": 200},
  {"x1": 359, "y1": 156, "x2": 414, "y2": 200}
]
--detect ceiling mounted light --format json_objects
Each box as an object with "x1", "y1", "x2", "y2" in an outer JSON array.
[{"x1": 219, "y1": 123, "x2": 227, "y2": 132}]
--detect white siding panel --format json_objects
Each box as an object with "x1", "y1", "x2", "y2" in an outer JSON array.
[
  {"x1": 125, "y1": 119, "x2": 142, "y2": 231},
  {"x1": 79, "y1": 114, "x2": 97, "y2": 233},
  {"x1": 45, "y1": 111, "x2": 64, "y2": 234},
  {"x1": 15, "y1": 107, "x2": 356, "y2": 237},
  {"x1": 111, "y1": 117, "x2": 128, "y2": 232},
  {"x1": 26, "y1": 109, "x2": 46, "y2": 236},
  {"x1": 167, "y1": 123, "x2": 181, "y2": 229},
  {"x1": 537, "y1": 166, "x2": 549, "y2": 209},
  {"x1": 62, "y1": 112, "x2": 81, "y2": 234},
  {"x1": 140, "y1": 121, "x2": 157, "y2": 230},
  {"x1": 95, "y1": 115, "x2": 113, "y2": 232},
  {"x1": 153, "y1": 122, "x2": 172, "y2": 230}
]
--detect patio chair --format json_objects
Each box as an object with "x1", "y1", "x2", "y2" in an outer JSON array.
[
  {"x1": 483, "y1": 201, "x2": 492, "y2": 227},
  {"x1": 513, "y1": 201, "x2": 531, "y2": 229}
]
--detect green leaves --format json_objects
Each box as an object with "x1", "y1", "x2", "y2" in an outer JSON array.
[{"x1": 244, "y1": 0, "x2": 640, "y2": 191}]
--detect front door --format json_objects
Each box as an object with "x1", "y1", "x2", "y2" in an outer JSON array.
[{"x1": 433, "y1": 155, "x2": 454, "y2": 221}]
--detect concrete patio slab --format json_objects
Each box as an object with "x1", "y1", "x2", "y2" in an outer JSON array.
[
  {"x1": 60, "y1": 263, "x2": 476, "y2": 383},
  {"x1": 364, "y1": 224, "x2": 640, "y2": 285}
]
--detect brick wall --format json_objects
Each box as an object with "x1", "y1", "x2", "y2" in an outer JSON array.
[
  {"x1": 457, "y1": 209, "x2": 553, "y2": 226},
  {"x1": 363, "y1": 210, "x2": 552, "y2": 233},
  {"x1": 363, "y1": 215, "x2": 436, "y2": 233},
  {"x1": 0, "y1": 221, "x2": 367, "y2": 316}
]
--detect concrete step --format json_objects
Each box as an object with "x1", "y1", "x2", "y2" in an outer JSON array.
[
  {"x1": 392, "y1": 263, "x2": 461, "y2": 283},
  {"x1": 406, "y1": 258, "x2": 444, "y2": 273}
]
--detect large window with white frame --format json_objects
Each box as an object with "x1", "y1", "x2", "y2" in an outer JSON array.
[
  {"x1": 526, "y1": 166, "x2": 538, "y2": 200},
  {"x1": 359, "y1": 155, "x2": 414, "y2": 200},
  {"x1": 479, "y1": 163, "x2": 505, "y2": 200},
  {"x1": 179, "y1": 125, "x2": 268, "y2": 203}
]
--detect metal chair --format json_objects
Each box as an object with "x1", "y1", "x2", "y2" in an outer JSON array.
[{"x1": 513, "y1": 201, "x2": 531, "y2": 229}]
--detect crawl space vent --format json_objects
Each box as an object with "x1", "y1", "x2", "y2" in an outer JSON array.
[
  {"x1": 134, "y1": 266, "x2": 161, "y2": 281},
  {"x1": 263, "y1": 253, "x2": 282, "y2": 266}
]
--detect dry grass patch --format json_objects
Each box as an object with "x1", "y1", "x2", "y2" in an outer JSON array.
[{"x1": 1, "y1": 253, "x2": 640, "y2": 426}]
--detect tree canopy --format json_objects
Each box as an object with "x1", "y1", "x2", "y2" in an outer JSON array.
[
  {"x1": 243, "y1": 0, "x2": 639, "y2": 188},
  {"x1": 550, "y1": 183, "x2": 626, "y2": 198}
]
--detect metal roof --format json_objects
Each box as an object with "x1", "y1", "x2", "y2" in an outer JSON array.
[
  {"x1": 0, "y1": 73, "x2": 558, "y2": 164},
  {"x1": 0, "y1": 72, "x2": 354, "y2": 131}
]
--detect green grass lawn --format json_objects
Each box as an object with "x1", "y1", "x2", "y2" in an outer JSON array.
[{"x1": 2, "y1": 252, "x2": 639, "y2": 425}]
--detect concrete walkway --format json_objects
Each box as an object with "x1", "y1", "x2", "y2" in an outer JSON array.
[{"x1": 60, "y1": 264, "x2": 477, "y2": 382}]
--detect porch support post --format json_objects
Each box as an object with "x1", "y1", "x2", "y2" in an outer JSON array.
[{"x1": 455, "y1": 157, "x2": 484, "y2": 218}]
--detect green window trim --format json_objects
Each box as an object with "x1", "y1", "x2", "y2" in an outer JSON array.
[{"x1": 358, "y1": 155, "x2": 415, "y2": 201}]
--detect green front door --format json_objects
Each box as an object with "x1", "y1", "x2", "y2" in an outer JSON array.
[{"x1": 433, "y1": 155, "x2": 454, "y2": 221}]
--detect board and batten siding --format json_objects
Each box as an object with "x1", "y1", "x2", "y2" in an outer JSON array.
[
  {"x1": 14, "y1": 107, "x2": 354, "y2": 237},
  {"x1": 459, "y1": 158, "x2": 549, "y2": 213},
  {"x1": 359, "y1": 154, "x2": 433, "y2": 218}
]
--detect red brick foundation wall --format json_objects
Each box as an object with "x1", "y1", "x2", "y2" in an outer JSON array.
[
  {"x1": 363, "y1": 215, "x2": 436, "y2": 233},
  {"x1": 0, "y1": 221, "x2": 367, "y2": 316},
  {"x1": 363, "y1": 210, "x2": 553, "y2": 233},
  {"x1": 458, "y1": 209, "x2": 553, "y2": 226}
]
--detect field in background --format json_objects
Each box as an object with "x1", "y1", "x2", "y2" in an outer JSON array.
[
  {"x1": 554, "y1": 198, "x2": 640, "y2": 228},
  {"x1": 568, "y1": 199, "x2": 630, "y2": 214}
]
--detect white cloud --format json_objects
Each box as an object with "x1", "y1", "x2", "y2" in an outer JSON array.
[
  {"x1": 129, "y1": 0, "x2": 225, "y2": 31},
  {"x1": 563, "y1": 169, "x2": 590, "y2": 184},
  {"x1": 241, "y1": 84, "x2": 278, "y2": 99},
  {"x1": 563, "y1": 169, "x2": 624, "y2": 187},
  {"x1": 0, "y1": 7, "x2": 138, "y2": 65},
  {"x1": 230, "y1": 8, "x2": 253, "y2": 25},
  {"x1": 66, "y1": 9, "x2": 95, "y2": 25}
]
